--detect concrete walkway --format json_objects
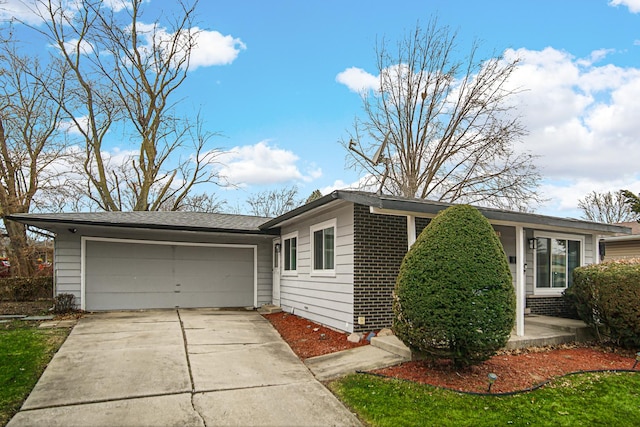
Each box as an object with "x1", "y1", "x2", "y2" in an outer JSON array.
[{"x1": 8, "y1": 310, "x2": 361, "y2": 427}]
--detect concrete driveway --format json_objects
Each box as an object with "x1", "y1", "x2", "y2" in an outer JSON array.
[{"x1": 8, "y1": 309, "x2": 361, "y2": 427}]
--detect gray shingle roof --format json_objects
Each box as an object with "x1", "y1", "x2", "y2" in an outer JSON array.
[
  {"x1": 260, "y1": 190, "x2": 632, "y2": 235},
  {"x1": 8, "y1": 211, "x2": 276, "y2": 235}
]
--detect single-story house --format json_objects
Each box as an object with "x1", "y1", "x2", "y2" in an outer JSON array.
[
  {"x1": 601, "y1": 221, "x2": 640, "y2": 261},
  {"x1": 8, "y1": 190, "x2": 631, "y2": 337}
]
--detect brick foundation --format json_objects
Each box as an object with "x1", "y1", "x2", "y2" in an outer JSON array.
[{"x1": 526, "y1": 295, "x2": 578, "y2": 319}]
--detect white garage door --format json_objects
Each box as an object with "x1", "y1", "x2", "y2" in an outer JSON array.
[{"x1": 84, "y1": 240, "x2": 255, "y2": 311}]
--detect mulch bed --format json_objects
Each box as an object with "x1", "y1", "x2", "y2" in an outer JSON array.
[
  {"x1": 0, "y1": 299, "x2": 54, "y2": 316},
  {"x1": 263, "y1": 312, "x2": 368, "y2": 359},
  {"x1": 264, "y1": 311, "x2": 639, "y2": 393},
  {"x1": 373, "y1": 345, "x2": 637, "y2": 393}
]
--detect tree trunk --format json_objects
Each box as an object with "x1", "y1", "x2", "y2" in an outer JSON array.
[{"x1": 3, "y1": 218, "x2": 35, "y2": 277}]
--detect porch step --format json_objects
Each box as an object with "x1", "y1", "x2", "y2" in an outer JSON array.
[
  {"x1": 506, "y1": 331, "x2": 577, "y2": 350},
  {"x1": 258, "y1": 304, "x2": 282, "y2": 314},
  {"x1": 370, "y1": 335, "x2": 412, "y2": 359},
  {"x1": 524, "y1": 315, "x2": 595, "y2": 341}
]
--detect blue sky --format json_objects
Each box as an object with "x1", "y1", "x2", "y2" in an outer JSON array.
[{"x1": 4, "y1": 0, "x2": 640, "y2": 218}]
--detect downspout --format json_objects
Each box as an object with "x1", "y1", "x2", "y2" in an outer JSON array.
[
  {"x1": 515, "y1": 226, "x2": 525, "y2": 336},
  {"x1": 407, "y1": 215, "x2": 416, "y2": 250}
]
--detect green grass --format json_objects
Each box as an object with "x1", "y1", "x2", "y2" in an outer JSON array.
[
  {"x1": 330, "y1": 372, "x2": 640, "y2": 427},
  {"x1": 0, "y1": 322, "x2": 68, "y2": 426}
]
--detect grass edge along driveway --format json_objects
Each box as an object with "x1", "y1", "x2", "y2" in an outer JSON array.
[
  {"x1": 329, "y1": 371, "x2": 640, "y2": 427},
  {"x1": 0, "y1": 322, "x2": 69, "y2": 426}
]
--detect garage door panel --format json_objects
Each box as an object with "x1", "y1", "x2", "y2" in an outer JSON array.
[
  {"x1": 87, "y1": 260, "x2": 173, "y2": 278},
  {"x1": 90, "y1": 291, "x2": 178, "y2": 310},
  {"x1": 85, "y1": 240, "x2": 255, "y2": 311}
]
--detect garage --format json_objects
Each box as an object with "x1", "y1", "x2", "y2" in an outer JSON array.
[{"x1": 84, "y1": 238, "x2": 256, "y2": 311}]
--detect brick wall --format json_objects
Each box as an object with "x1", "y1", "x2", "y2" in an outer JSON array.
[
  {"x1": 526, "y1": 295, "x2": 578, "y2": 319},
  {"x1": 353, "y1": 204, "x2": 409, "y2": 332}
]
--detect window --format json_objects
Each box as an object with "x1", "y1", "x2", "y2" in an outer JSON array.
[
  {"x1": 310, "y1": 220, "x2": 336, "y2": 274},
  {"x1": 283, "y1": 234, "x2": 297, "y2": 272},
  {"x1": 535, "y1": 235, "x2": 582, "y2": 292}
]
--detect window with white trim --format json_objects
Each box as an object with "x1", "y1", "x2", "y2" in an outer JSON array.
[
  {"x1": 535, "y1": 234, "x2": 583, "y2": 293},
  {"x1": 283, "y1": 233, "x2": 297, "y2": 272},
  {"x1": 310, "y1": 219, "x2": 336, "y2": 274}
]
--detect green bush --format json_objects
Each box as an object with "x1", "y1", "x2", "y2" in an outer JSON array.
[
  {"x1": 393, "y1": 205, "x2": 515, "y2": 367},
  {"x1": 567, "y1": 258, "x2": 640, "y2": 348},
  {"x1": 0, "y1": 277, "x2": 53, "y2": 301}
]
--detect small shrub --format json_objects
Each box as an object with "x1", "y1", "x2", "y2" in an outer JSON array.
[
  {"x1": 393, "y1": 205, "x2": 515, "y2": 367},
  {"x1": 53, "y1": 293, "x2": 76, "y2": 314},
  {"x1": 568, "y1": 258, "x2": 640, "y2": 348}
]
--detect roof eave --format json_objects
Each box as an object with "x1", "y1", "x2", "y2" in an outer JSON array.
[{"x1": 7, "y1": 215, "x2": 278, "y2": 236}]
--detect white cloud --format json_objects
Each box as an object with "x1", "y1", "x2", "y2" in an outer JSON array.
[
  {"x1": 190, "y1": 28, "x2": 246, "y2": 68},
  {"x1": 0, "y1": 0, "x2": 46, "y2": 25},
  {"x1": 501, "y1": 46, "x2": 640, "y2": 215},
  {"x1": 319, "y1": 176, "x2": 379, "y2": 196},
  {"x1": 336, "y1": 67, "x2": 379, "y2": 93},
  {"x1": 502, "y1": 47, "x2": 640, "y2": 180},
  {"x1": 0, "y1": 0, "x2": 137, "y2": 26},
  {"x1": 134, "y1": 23, "x2": 245, "y2": 70},
  {"x1": 537, "y1": 178, "x2": 640, "y2": 218},
  {"x1": 58, "y1": 116, "x2": 89, "y2": 136},
  {"x1": 217, "y1": 141, "x2": 322, "y2": 186},
  {"x1": 609, "y1": 0, "x2": 640, "y2": 13},
  {"x1": 339, "y1": 46, "x2": 640, "y2": 217},
  {"x1": 61, "y1": 38, "x2": 95, "y2": 55}
]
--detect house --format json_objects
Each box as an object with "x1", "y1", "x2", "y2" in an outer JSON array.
[
  {"x1": 8, "y1": 190, "x2": 630, "y2": 337},
  {"x1": 601, "y1": 221, "x2": 640, "y2": 261}
]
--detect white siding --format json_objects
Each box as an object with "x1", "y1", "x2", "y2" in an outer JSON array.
[
  {"x1": 54, "y1": 234, "x2": 82, "y2": 306},
  {"x1": 605, "y1": 240, "x2": 640, "y2": 260},
  {"x1": 278, "y1": 203, "x2": 355, "y2": 332}
]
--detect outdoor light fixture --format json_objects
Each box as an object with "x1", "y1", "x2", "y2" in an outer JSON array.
[
  {"x1": 528, "y1": 238, "x2": 536, "y2": 250},
  {"x1": 633, "y1": 352, "x2": 640, "y2": 370},
  {"x1": 487, "y1": 373, "x2": 498, "y2": 393},
  {"x1": 68, "y1": 228, "x2": 77, "y2": 234},
  {"x1": 274, "y1": 243, "x2": 281, "y2": 253}
]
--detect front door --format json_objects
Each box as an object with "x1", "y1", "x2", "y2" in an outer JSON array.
[{"x1": 272, "y1": 238, "x2": 281, "y2": 306}]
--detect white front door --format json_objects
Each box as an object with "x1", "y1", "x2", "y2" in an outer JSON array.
[{"x1": 272, "y1": 238, "x2": 281, "y2": 306}]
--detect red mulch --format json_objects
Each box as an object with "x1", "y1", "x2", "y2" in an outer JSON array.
[
  {"x1": 263, "y1": 312, "x2": 368, "y2": 359},
  {"x1": 263, "y1": 312, "x2": 639, "y2": 393},
  {"x1": 374, "y1": 346, "x2": 637, "y2": 393}
]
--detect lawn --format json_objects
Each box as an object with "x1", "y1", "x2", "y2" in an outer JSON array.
[
  {"x1": 330, "y1": 371, "x2": 640, "y2": 427},
  {"x1": 0, "y1": 322, "x2": 69, "y2": 426}
]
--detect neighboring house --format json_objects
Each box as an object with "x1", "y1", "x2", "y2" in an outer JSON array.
[
  {"x1": 601, "y1": 221, "x2": 640, "y2": 261},
  {"x1": 8, "y1": 191, "x2": 630, "y2": 337}
]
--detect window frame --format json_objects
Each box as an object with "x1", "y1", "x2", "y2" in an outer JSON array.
[
  {"x1": 310, "y1": 219, "x2": 337, "y2": 277},
  {"x1": 533, "y1": 232, "x2": 585, "y2": 295},
  {"x1": 281, "y1": 232, "x2": 298, "y2": 276}
]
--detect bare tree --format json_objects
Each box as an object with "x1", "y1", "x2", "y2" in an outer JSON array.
[
  {"x1": 31, "y1": 0, "x2": 223, "y2": 211},
  {"x1": 578, "y1": 190, "x2": 637, "y2": 223},
  {"x1": 0, "y1": 36, "x2": 68, "y2": 275},
  {"x1": 621, "y1": 190, "x2": 640, "y2": 221},
  {"x1": 246, "y1": 186, "x2": 301, "y2": 217},
  {"x1": 157, "y1": 192, "x2": 224, "y2": 213},
  {"x1": 344, "y1": 20, "x2": 540, "y2": 211}
]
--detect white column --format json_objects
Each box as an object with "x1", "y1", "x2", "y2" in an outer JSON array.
[
  {"x1": 407, "y1": 215, "x2": 416, "y2": 250},
  {"x1": 593, "y1": 234, "x2": 601, "y2": 264},
  {"x1": 515, "y1": 226, "x2": 525, "y2": 336}
]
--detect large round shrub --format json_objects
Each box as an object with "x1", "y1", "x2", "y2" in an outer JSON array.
[
  {"x1": 567, "y1": 258, "x2": 640, "y2": 348},
  {"x1": 393, "y1": 205, "x2": 515, "y2": 367}
]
